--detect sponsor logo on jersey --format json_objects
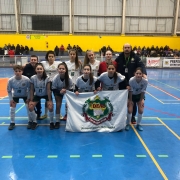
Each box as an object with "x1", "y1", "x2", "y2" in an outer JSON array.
[{"x1": 82, "y1": 95, "x2": 113, "y2": 125}]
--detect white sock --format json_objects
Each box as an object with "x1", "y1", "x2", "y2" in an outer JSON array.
[
  {"x1": 137, "y1": 113, "x2": 143, "y2": 125},
  {"x1": 49, "y1": 111, "x2": 54, "y2": 123},
  {"x1": 56, "y1": 114, "x2": 60, "y2": 122},
  {"x1": 127, "y1": 113, "x2": 132, "y2": 125},
  {"x1": 25, "y1": 104, "x2": 32, "y2": 122},
  {"x1": 29, "y1": 111, "x2": 37, "y2": 123},
  {"x1": 10, "y1": 107, "x2": 15, "y2": 123}
]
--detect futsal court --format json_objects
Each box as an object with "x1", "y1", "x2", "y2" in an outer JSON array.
[{"x1": 0, "y1": 68, "x2": 179, "y2": 180}]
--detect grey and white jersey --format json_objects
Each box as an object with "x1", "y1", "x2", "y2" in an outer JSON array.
[
  {"x1": 7, "y1": 75, "x2": 30, "y2": 100},
  {"x1": 52, "y1": 74, "x2": 73, "y2": 90},
  {"x1": 41, "y1": 61, "x2": 61, "y2": 81},
  {"x1": 66, "y1": 60, "x2": 82, "y2": 87},
  {"x1": 89, "y1": 60, "x2": 100, "y2": 77},
  {"x1": 30, "y1": 75, "x2": 50, "y2": 96},
  {"x1": 98, "y1": 72, "x2": 125, "y2": 91},
  {"x1": 129, "y1": 77, "x2": 148, "y2": 95},
  {"x1": 76, "y1": 75, "x2": 97, "y2": 92}
]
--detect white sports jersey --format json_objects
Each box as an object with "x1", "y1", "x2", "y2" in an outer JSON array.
[
  {"x1": 89, "y1": 60, "x2": 100, "y2": 77},
  {"x1": 7, "y1": 75, "x2": 30, "y2": 100},
  {"x1": 129, "y1": 77, "x2": 148, "y2": 95},
  {"x1": 65, "y1": 60, "x2": 82, "y2": 87},
  {"x1": 76, "y1": 75, "x2": 97, "y2": 92},
  {"x1": 41, "y1": 61, "x2": 61, "y2": 81},
  {"x1": 98, "y1": 72, "x2": 125, "y2": 91},
  {"x1": 52, "y1": 74, "x2": 73, "y2": 90},
  {"x1": 30, "y1": 75, "x2": 50, "y2": 96}
]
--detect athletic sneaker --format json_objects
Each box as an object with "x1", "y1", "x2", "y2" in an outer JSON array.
[
  {"x1": 136, "y1": 124, "x2": 143, "y2": 131},
  {"x1": 50, "y1": 122, "x2": 55, "y2": 130},
  {"x1": 40, "y1": 114, "x2": 48, "y2": 120},
  {"x1": 8, "y1": 123, "x2": 15, "y2": 130},
  {"x1": 125, "y1": 124, "x2": 130, "y2": 131},
  {"x1": 54, "y1": 122, "x2": 60, "y2": 129},
  {"x1": 59, "y1": 114, "x2": 63, "y2": 120},
  {"x1": 27, "y1": 122, "x2": 32, "y2": 129},
  {"x1": 131, "y1": 116, "x2": 136, "y2": 124},
  {"x1": 31, "y1": 122, "x2": 38, "y2": 130}
]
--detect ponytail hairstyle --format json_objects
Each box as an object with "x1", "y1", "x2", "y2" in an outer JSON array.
[
  {"x1": 83, "y1": 64, "x2": 93, "y2": 85},
  {"x1": 35, "y1": 63, "x2": 47, "y2": 80},
  {"x1": 83, "y1": 50, "x2": 95, "y2": 67},
  {"x1": 45, "y1": 50, "x2": 55, "y2": 61},
  {"x1": 69, "y1": 49, "x2": 80, "y2": 70},
  {"x1": 58, "y1": 62, "x2": 69, "y2": 88},
  {"x1": 107, "y1": 63, "x2": 117, "y2": 83}
]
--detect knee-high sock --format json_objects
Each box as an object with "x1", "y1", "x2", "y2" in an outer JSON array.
[
  {"x1": 137, "y1": 113, "x2": 143, "y2": 125},
  {"x1": 10, "y1": 107, "x2": 15, "y2": 123},
  {"x1": 25, "y1": 104, "x2": 31, "y2": 122},
  {"x1": 49, "y1": 111, "x2": 54, "y2": 123},
  {"x1": 127, "y1": 113, "x2": 132, "y2": 125},
  {"x1": 56, "y1": 114, "x2": 60, "y2": 122},
  {"x1": 29, "y1": 110, "x2": 37, "y2": 123}
]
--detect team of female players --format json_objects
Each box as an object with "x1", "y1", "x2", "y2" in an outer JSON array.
[{"x1": 7, "y1": 49, "x2": 148, "y2": 131}]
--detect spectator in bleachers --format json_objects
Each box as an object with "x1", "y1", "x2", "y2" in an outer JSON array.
[
  {"x1": 59, "y1": 45, "x2": 65, "y2": 56},
  {"x1": 20, "y1": 45, "x2": 25, "y2": 55},
  {"x1": 73, "y1": 45, "x2": 77, "y2": 50},
  {"x1": 54, "y1": 46, "x2": 59, "y2": 56},
  {"x1": 67, "y1": 44, "x2": 72, "y2": 53},
  {"x1": 106, "y1": 45, "x2": 113, "y2": 53},
  {"x1": 11, "y1": 44, "x2": 15, "y2": 50},
  {"x1": 101, "y1": 45, "x2": 106, "y2": 56},
  {"x1": 76, "y1": 45, "x2": 82, "y2": 55},
  {"x1": 8, "y1": 48, "x2": 15, "y2": 58},
  {"x1": 24, "y1": 46, "x2": 29, "y2": 55}
]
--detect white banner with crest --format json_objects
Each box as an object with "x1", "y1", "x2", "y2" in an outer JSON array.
[
  {"x1": 146, "y1": 57, "x2": 160, "y2": 67},
  {"x1": 65, "y1": 90, "x2": 128, "y2": 132}
]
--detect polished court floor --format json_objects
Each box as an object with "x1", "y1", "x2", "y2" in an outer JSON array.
[{"x1": 0, "y1": 68, "x2": 180, "y2": 180}]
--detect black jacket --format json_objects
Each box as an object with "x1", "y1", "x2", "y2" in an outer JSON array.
[
  {"x1": 115, "y1": 52, "x2": 147, "y2": 87},
  {"x1": 22, "y1": 63, "x2": 36, "y2": 79}
]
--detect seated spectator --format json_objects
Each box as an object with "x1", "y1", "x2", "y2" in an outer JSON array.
[
  {"x1": 101, "y1": 45, "x2": 106, "y2": 56},
  {"x1": 67, "y1": 44, "x2": 72, "y2": 53},
  {"x1": 24, "y1": 46, "x2": 29, "y2": 55},
  {"x1": 73, "y1": 45, "x2": 77, "y2": 50},
  {"x1": 8, "y1": 48, "x2": 15, "y2": 58},
  {"x1": 54, "y1": 46, "x2": 59, "y2": 56},
  {"x1": 76, "y1": 45, "x2": 82, "y2": 55},
  {"x1": 59, "y1": 45, "x2": 65, "y2": 56}
]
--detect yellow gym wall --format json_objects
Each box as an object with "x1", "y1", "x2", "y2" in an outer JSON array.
[{"x1": 0, "y1": 34, "x2": 179, "y2": 52}]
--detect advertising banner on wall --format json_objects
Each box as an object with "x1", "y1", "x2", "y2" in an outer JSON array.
[
  {"x1": 65, "y1": 90, "x2": 128, "y2": 132},
  {"x1": 163, "y1": 59, "x2": 180, "y2": 67},
  {"x1": 146, "y1": 57, "x2": 160, "y2": 67}
]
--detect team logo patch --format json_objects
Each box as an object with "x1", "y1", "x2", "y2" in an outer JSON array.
[
  {"x1": 165, "y1": 61, "x2": 169, "y2": 65},
  {"x1": 82, "y1": 95, "x2": 113, "y2": 125}
]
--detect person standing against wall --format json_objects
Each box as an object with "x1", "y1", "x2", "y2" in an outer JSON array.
[
  {"x1": 22, "y1": 55, "x2": 43, "y2": 120},
  {"x1": 115, "y1": 43, "x2": 147, "y2": 124}
]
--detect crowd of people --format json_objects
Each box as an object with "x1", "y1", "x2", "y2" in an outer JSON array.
[
  {"x1": 0, "y1": 43, "x2": 31, "y2": 56},
  {"x1": 7, "y1": 43, "x2": 148, "y2": 132}
]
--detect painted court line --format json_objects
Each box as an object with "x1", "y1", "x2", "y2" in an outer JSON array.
[
  {"x1": 146, "y1": 92, "x2": 164, "y2": 104},
  {"x1": 47, "y1": 155, "x2": 58, "y2": 158},
  {"x1": 136, "y1": 155, "x2": 147, "y2": 158},
  {"x1": 114, "y1": 155, "x2": 124, "y2": 158},
  {"x1": 158, "y1": 155, "x2": 168, "y2": 158},
  {"x1": 149, "y1": 78, "x2": 180, "y2": 92},
  {"x1": 156, "y1": 117, "x2": 180, "y2": 140},
  {"x1": 25, "y1": 155, "x2": 35, "y2": 158},
  {"x1": 92, "y1": 155, "x2": 102, "y2": 158},
  {"x1": 2, "y1": 156, "x2": 12, "y2": 158},
  {"x1": 131, "y1": 125, "x2": 168, "y2": 180},
  {"x1": 70, "y1": 155, "x2": 80, "y2": 158},
  {"x1": 149, "y1": 83, "x2": 180, "y2": 100}
]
